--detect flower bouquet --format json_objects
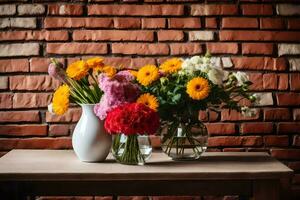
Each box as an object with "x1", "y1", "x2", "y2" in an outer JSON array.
[{"x1": 132, "y1": 54, "x2": 258, "y2": 160}]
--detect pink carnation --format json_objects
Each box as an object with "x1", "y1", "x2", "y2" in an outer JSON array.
[{"x1": 94, "y1": 71, "x2": 140, "y2": 120}]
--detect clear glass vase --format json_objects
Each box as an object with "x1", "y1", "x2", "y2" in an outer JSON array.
[
  {"x1": 160, "y1": 121, "x2": 208, "y2": 160},
  {"x1": 112, "y1": 134, "x2": 152, "y2": 165}
]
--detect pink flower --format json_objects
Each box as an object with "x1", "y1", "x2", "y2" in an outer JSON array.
[
  {"x1": 48, "y1": 61, "x2": 67, "y2": 83},
  {"x1": 94, "y1": 71, "x2": 140, "y2": 120}
]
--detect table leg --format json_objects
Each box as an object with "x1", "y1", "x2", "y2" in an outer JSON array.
[{"x1": 253, "y1": 180, "x2": 280, "y2": 200}]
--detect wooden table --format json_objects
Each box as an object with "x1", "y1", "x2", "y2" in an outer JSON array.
[{"x1": 0, "y1": 150, "x2": 293, "y2": 200}]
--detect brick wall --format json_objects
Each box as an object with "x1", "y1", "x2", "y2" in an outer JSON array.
[{"x1": 0, "y1": 0, "x2": 300, "y2": 199}]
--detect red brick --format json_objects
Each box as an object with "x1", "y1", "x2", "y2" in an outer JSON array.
[
  {"x1": 191, "y1": 4, "x2": 238, "y2": 16},
  {"x1": 294, "y1": 109, "x2": 300, "y2": 121},
  {"x1": 88, "y1": 5, "x2": 184, "y2": 16},
  {"x1": 260, "y1": 18, "x2": 285, "y2": 29},
  {"x1": 221, "y1": 109, "x2": 259, "y2": 121},
  {"x1": 264, "y1": 135, "x2": 289, "y2": 147},
  {"x1": 13, "y1": 93, "x2": 51, "y2": 108},
  {"x1": 0, "y1": 93, "x2": 13, "y2": 109},
  {"x1": 290, "y1": 73, "x2": 300, "y2": 91},
  {"x1": 208, "y1": 136, "x2": 263, "y2": 147},
  {"x1": 0, "y1": 137, "x2": 71, "y2": 151},
  {"x1": 49, "y1": 125, "x2": 70, "y2": 136},
  {"x1": 46, "y1": 108, "x2": 81, "y2": 123},
  {"x1": 0, "y1": 125, "x2": 47, "y2": 136},
  {"x1": 288, "y1": 19, "x2": 300, "y2": 30},
  {"x1": 263, "y1": 73, "x2": 277, "y2": 89},
  {"x1": 205, "y1": 17, "x2": 217, "y2": 28},
  {"x1": 271, "y1": 149, "x2": 300, "y2": 160},
  {"x1": 0, "y1": 31, "x2": 68, "y2": 41},
  {"x1": 264, "y1": 108, "x2": 290, "y2": 121},
  {"x1": 157, "y1": 30, "x2": 184, "y2": 41},
  {"x1": 10, "y1": 75, "x2": 60, "y2": 91},
  {"x1": 44, "y1": 18, "x2": 114, "y2": 28},
  {"x1": 278, "y1": 74, "x2": 288, "y2": 90},
  {"x1": 0, "y1": 59, "x2": 29, "y2": 72},
  {"x1": 30, "y1": 57, "x2": 64, "y2": 72},
  {"x1": 231, "y1": 57, "x2": 287, "y2": 71},
  {"x1": 248, "y1": 73, "x2": 263, "y2": 91},
  {"x1": 209, "y1": 110, "x2": 219, "y2": 122},
  {"x1": 222, "y1": 18, "x2": 258, "y2": 28},
  {"x1": 169, "y1": 18, "x2": 201, "y2": 28},
  {"x1": 106, "y1": 57, "x2": 155, "y2": 69},
  {"x1": 198, "y1": 110, "x2": 208, "y2": 122},
  {"x1": 46, "y1": 43, "x2": 107, "y2": 55},
  {"x1": 240, "y1": 122, "x2": 273, "y2": 134},
  {"x1": 242, "y1": 4, "x2": 273, "y2": 15},
  {"x1": 0, "y1": 111, "x2": 40, "y2": 122},
  {"x1": 73, "y1": 30, "x2": 154, "y2": 42},
  {"x1": 170, "y1": 43, "x2": 202, "y2": 55},
  {"x1": 293, "y1": 135, "x2": 300, "y2": 146},
  {"x1": 112, "y1": 43, "x2": 169, "y2": 55},
  {"x1": 48, "y1": 4, "x2": 83, "y2": 16},
  {"x1": 277, "y1": 122, "x2": 300, "y2": 134},
  {"x1": 141, "y1": 18, "x2": 165, "y2": 29},
  {"x1": 149, "y1": 135, "x2": 160, "y2": 149},
  {"x1": 206, "y1": 43, "x2": 238, "y2": 54},
  {"x1": 242, "y1": 43, "x2": 273, "y2": 55},
  {"x1": 220, "y1": 31, "x2": 300, "y2": 42},
  {"x1": 114, "y1": 18, "x2": 140, "y2": 29},
  {"x1": 276, "y1": 93, "x2": 300, "y2": 106},
  {"x1": 205, "y1": 123, "x2": 236, "y2": 135}
]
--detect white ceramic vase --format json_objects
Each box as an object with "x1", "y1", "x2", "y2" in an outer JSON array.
[{"x1": 72, "y1": 104, "x2": 112, "y2": 162}]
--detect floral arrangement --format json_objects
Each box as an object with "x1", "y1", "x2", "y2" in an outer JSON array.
[
  {"x1": 48, "y1": 53, "x2": 258, "y2": 162},
  {"x1": 131, "y1": 54, "x2": 258, "y2": 159}
]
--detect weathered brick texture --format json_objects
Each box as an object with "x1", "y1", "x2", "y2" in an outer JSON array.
[{"x1": 0, "y1": 1, "x2": 300, "y2": 199}]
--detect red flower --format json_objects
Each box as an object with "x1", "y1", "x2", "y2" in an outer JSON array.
[{"x1": 104, "y1": 103, "x2": 160, "y2": 135}]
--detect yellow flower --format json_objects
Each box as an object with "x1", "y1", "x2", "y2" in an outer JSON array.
[
  {"x1": 186, "y1": 77, "x2": 210, "y2": 100},
  {"x1": 52, "y1": 85, "x2": 70, "y2": 115},
  {"x1": 86, "y1": 57, "x2": 104, "y2": 72},
  {"x1": 66, "y1": 60, "x2": 89, "y2": 80},
  {"x1": 137, "y1": 65, "x2": 159, "y2": 86},
  {"x1": 159, "y1": 58, "x2": 182, "y2": 74},
  {"x1": 128, "y1": 70, "x2": 138, "y2": 78},
  {"x1": 101, "y1": 66, "x2": 117, "y2": 78},
  {"x1": 137, "y1": 93, "x2": 159, "y2": 111}
]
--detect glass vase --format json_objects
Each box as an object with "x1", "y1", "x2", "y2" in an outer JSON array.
[
  {"x1": 160, "y1": 121, "x2": 208, "y2": 160},
  {"x1": 112, "y1": 134, "x2": 152, "y2": 165}
]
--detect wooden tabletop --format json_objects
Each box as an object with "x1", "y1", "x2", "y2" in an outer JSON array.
[{"x1": 0, "y1": 150, "x2": 293, "y2": 181}]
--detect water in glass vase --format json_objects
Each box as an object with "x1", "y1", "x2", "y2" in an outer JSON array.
[
  {"x1": 112, "y1": 134, "x2": 152, "y2": 165},
  {"x1": 161, "y1": 122, "x2": 208, "y2": 160}
]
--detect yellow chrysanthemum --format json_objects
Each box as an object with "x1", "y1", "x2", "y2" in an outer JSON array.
[
  {"x1": 186, "y1": 77, "x2": 210, "y2": 100},
  {"x1": 128, "y1": 70, "x2": 138, "y2": 78},
  {"x1": 101, "y1": 66, "x2": 117, "y2": 78},
  {"x1": 52, "y1": 85, "x2": 70, "y2": 115},
  {"x1": 137, "y1": 65, "x2": 159, "y2": 86},
  {"x1": 66, "y1": 60, "x2": 89, "y2": 80},
  {"x1": 159, "y1": 58, "x2": 182, "y2": 74},
  {"x1": 137, "y1": 93, "x2": 159, "y2": 111},
  {"x1": 86, "y1": 57, "x2": 105, "y2": 72}
]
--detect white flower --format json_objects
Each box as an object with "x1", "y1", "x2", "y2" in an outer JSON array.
[
  {"x1": 48, "y1": 103, "x2": 54, "y2": 114},
  {"x1": 233, "y1": 72, "x2": 249, "y2": 86},
  {"x1": 207, "y1": 67, "x2": 224, "y2": 86},
  {"x1": 241, "y1": 106, "x2": 257, "y2": 117},
  {"x1": 190, "y1": 56, "x2": 202, "y2": 65}
]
